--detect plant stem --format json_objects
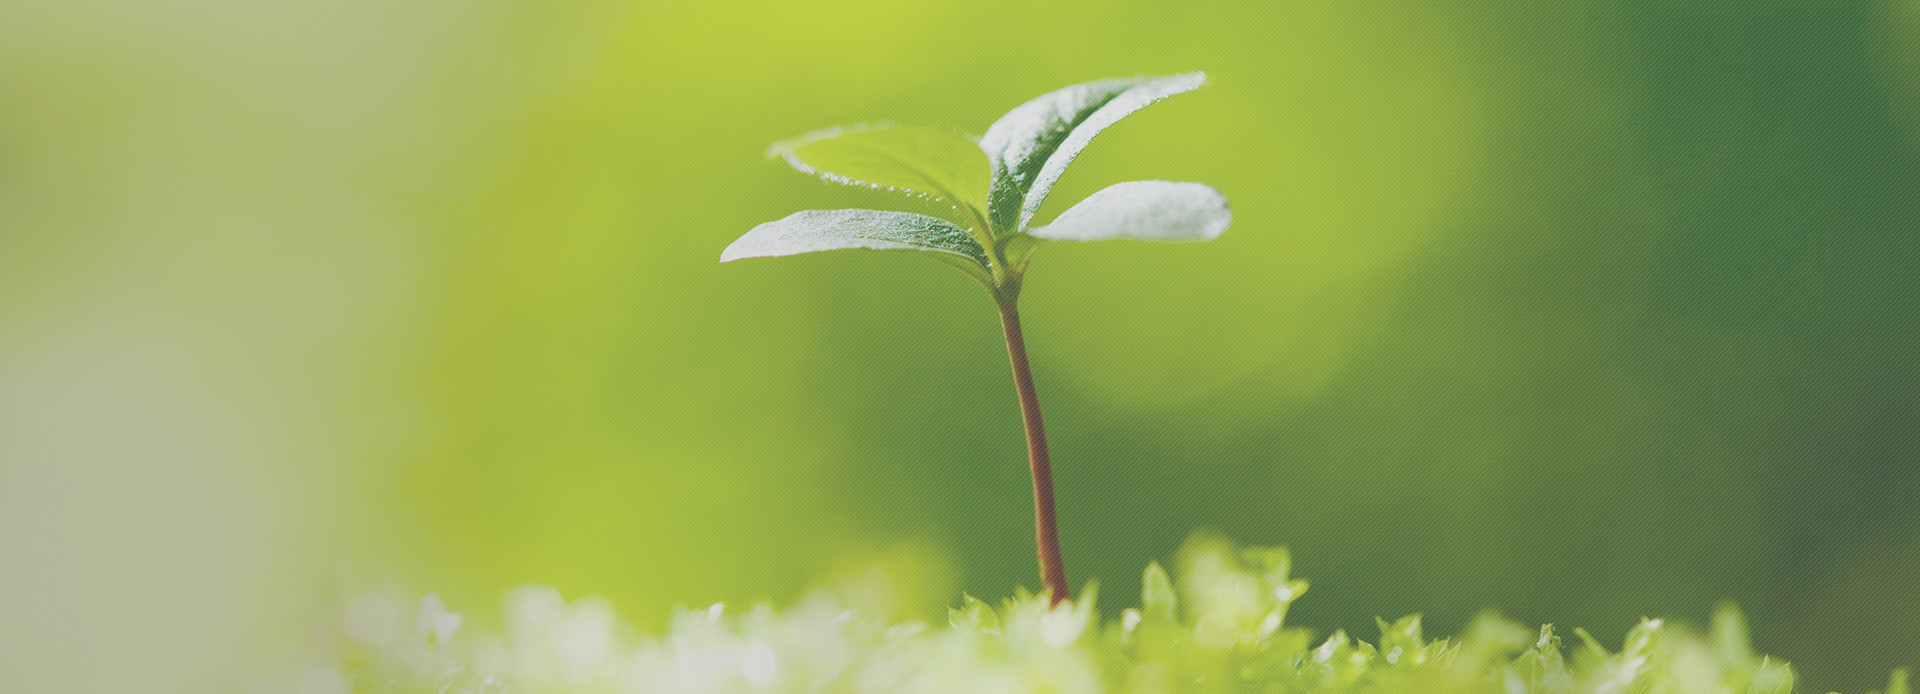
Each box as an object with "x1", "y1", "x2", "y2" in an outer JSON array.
[{"x1": 996, "y1": 296, "x2": 1070, "y2": 605}]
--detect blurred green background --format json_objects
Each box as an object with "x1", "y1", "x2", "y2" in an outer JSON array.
[{"x1": 4, "y1": 0, "x2": 1918, "y2": 691}]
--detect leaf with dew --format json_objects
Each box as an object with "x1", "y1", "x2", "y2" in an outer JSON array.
[
  {"x1": 1027, "y1": 180, "x2": 1231, "y2": 242},
  {"x1": 980, "y1": 72, "x2": 1207, "y2": 235},
  {"x1": 721, "y1": 209, "x2": 993, "y2": 285},
  {"x1": 770, "y1": 125, "x2": 991, "y2": 228}
]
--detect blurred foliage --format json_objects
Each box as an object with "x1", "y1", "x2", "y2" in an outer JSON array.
[
  {"x1": 3, "y1": 0, "x2": 1918, "y2": 692},
  {"x1": 277, "y1": 534, "x2": 1894, "y2": 694}
]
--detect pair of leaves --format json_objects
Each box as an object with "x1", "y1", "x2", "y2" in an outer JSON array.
[
  {"x1": 980, "y1": 72, "x2": 1210, "y2": 235},
  {"x1": 722, "y1": 73, "x2": 1230, "y2": 287}
]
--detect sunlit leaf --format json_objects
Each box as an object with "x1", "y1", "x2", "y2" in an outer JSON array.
[
  {"x1": 1026, "y1": 180, "x2": 1229, "y2": 242},
  {"x1": 980, "y1": 73, "x2": 1206, "y2": 234},
  {"x1": 721, "y1": 209, "x2": 992, "y2": 283},
  {"x1": 1141, "y1": 561, "x2": 1178, "y2": 623},
  {"x1": 1376, "y1": 615, "x2": 1424, "y2": 654},
  {"x1": 770, "y1": 125, "x2": 990, "y2": 220}
]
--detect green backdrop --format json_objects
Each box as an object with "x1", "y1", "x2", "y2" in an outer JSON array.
[{"x1": 3, "y1": 1, "x2": 1917, "y2": 691}]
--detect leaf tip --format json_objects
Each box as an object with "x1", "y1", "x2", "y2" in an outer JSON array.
[{"x1": 718, "y1": 237, "x2": 751, "y2": 263}]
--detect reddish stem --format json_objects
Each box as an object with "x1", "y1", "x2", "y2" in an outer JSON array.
[{"x1": 996, "y1": 298, "x2": 1070, "y2": 605}]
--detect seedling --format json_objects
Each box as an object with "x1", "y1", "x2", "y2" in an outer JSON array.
[{"x1": 723, "y1": 74, "x2": 1230, "y2": 604}]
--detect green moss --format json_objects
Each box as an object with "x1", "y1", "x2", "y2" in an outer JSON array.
[{"x1": 277, "y1": 534, "x2": 1906, "y2": 694}]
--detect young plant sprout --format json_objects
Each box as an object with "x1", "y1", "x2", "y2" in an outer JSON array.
[{"x1": 723, "y1": 73, "x2": 1230, "y2": 605}]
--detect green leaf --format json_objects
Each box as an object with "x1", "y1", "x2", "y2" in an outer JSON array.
[
  {"x1": 947, "y1": 594, "x2": 1001, "y2": 634},
  {"x1": 1711, "y1": 601, "x2": 1752, "y2": 665},
  {"x1": 1026, "y1": 180, "x2": 1230, "y2": 242},
  {"x1": 720, "y1": 209, "x2": 993, "y2": 284},
  {"x1": 1376, "y1": 615, "x2": 1424, "y2": 654},
  {"x1": 1141, "y1": 561, "x2": 1178, "y2": 623},
  {"x1": 1750, "y1": 657, "x2": 1795, "y2": 694},
  {"x1": 980, "y1": 73, "x2": 1207, "y2": 235},
  {"x1": 770, "y1": 125, "x2": 991, "y2": 220}
]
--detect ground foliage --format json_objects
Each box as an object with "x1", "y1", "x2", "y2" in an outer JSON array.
[{"x1": 276, "y1": 534, "x2": 1908, "y2": 694}]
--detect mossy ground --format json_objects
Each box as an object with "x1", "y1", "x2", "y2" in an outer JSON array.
[{"x1": 274, "y1": 534, "x2": 1908, "y2": 694}]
